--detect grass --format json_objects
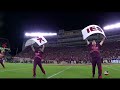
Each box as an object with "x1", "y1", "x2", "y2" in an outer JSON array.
[{"x1": 0, "y1": 63, "x2": 120, "y2": 78}]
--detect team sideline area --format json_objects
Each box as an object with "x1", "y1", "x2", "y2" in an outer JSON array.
[{"x1": 0, "y1": 63, "x2": 120, "y2": 78}]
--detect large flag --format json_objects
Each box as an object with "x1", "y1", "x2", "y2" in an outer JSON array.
[
  {"x1": 82, "y1": 25, "x2": 106, "y2": 40},
  {"x1": 25, "y1": 36, "x2": 47, "y2": 47}
]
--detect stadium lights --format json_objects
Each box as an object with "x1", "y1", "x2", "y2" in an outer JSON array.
[
  {"x1": 25, "y1": 32, "x2": 57, "y2": 37},
  {"x1": 103, "y1": 23, "x2": 120, "y2": 30}
]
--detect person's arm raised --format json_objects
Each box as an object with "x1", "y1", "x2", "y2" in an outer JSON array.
[
  {"x1": 86, "y1": 39, "x2": 90, "y2": 45},
  {"x1": 100, "y1": 37, "x2": 105, "y2": 46},
  {"x1": 41, "y1": 45, "x2": 45, "y2": 52},
  {"x1": 31, "y1": 45, "x2": 35, "y2": 52}
]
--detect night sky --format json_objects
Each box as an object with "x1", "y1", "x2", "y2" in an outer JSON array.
[{"x1": 3, "y1": 12, "x2": 120, "y2": 55}]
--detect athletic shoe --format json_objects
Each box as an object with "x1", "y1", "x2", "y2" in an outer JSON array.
[
  {"x1": 98, "y1": 76, "x2": 102, "y2": 79},
  {"x1": 33, "y1": 75, "x2": 36, "y2": 78}
]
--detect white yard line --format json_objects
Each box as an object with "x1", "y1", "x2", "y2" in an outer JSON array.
[
  {"x1": 5, "y1": 70, "x2": 32, "y2": 74},
  {"x1": 47, "y1": 66, "x2": 72, "y2": 79},
  {"x1": 104, "y1": 66, "x2": 120, "y2": 71},
  {"x1": 0, "y1": 67, "x2": 31, "y2": 72}
]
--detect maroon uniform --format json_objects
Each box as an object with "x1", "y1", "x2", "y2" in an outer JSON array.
[
  {"x1": 0, "y1": 59, "x2": 5, "y2": 68},
  {"x1": 0, "y1": 51, "x2": 5, "y2": 68},
  {"x1": 33, "y1": 50, "x2": 45, "y2": 77},
  {"x1": 88, "y1": 43, "x2": 102, "y2": 78}
]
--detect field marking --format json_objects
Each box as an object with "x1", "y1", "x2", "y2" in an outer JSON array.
[
  {"x1": 3, "y1": 70, "x2": 32, "y2": 75},
  {"x1": 104, "y1": 66, "x2": 120, "y2": 71},
  {"x1": 47, "y1": 66, "x2": 72, "y2": 79},
  {"x1": 0, "y1": 67, "x2": 32, "y2": 72},
  {"x1": 104, "y1": 66, "x2": 120, "y2": 72}
]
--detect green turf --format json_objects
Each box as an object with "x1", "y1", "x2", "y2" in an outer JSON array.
[{"x1": 0, "y1": 63, "x2": 120, "y2": 78}]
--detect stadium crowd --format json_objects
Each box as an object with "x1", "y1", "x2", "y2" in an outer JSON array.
[{"x1": 14, "y1": 41, "x2": 120, "y2": 64}]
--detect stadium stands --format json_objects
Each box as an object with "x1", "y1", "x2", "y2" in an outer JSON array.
[{"x1": 15, "y1": 41, "x2": 120, "y2": 64}]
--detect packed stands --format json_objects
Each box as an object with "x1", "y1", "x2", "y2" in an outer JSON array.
[{"x1": 14, "y1": 41, "x2": 120, "y2": 64}]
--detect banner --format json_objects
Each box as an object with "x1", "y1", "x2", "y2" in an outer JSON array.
[
  {"x1": 25, "y1": 36, "x2": 47, "y2": 47},
  {"x1": 111, "y1": 59, "x2": 120, "y2": 63},
  {"x1": 82, "y1": 25, "x2": 106, "y2": 40}
]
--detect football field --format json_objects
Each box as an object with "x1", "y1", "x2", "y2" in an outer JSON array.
[{"x1": 0, "y1": 63, "x2": 120, "y2": 78}]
